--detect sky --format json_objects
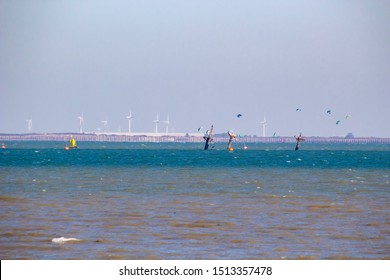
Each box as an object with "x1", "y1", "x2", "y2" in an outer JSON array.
[{"x1": 0, "y1": 0, "x2": 389, "y2": 137}]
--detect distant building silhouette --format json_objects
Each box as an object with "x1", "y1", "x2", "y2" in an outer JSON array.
[{"x1": 345, "y1": 133, "x2": 355, "y2": 139}]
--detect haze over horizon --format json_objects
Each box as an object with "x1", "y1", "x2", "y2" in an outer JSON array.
[{"x1": 1, "y1": 0, "x2": 389, "y2": 137}]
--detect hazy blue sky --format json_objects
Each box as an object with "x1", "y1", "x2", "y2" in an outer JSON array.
[{"x1": 1, "y1": 0, "x2": 389, "y2": 137}]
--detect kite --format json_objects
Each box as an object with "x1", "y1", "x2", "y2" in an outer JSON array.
[
  {"x1": 336, "y1": 120, "x2": 341, "y2": 125},
  {"x1": 296, "y1": 108, "x2": 302, "y2": 112},
  {"x1": 326, "y1": 110, "x2": 332, "y2": 114},
  {"x1": 345, "y1": 114, "x2": 351, "y2": 119},
  {"x1": 237, "y1": 114, "x2": 243, "y2": 118}
]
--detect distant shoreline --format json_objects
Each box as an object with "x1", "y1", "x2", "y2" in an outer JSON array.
[{"x1": 1, "y1": 133, "x2": 390, "y2": 144}]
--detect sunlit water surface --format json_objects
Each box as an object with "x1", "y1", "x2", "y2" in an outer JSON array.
[{"x1": 1, "y1": 142, "x2": 389, "y2": 259}]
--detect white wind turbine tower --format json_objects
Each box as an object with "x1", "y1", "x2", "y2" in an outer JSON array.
[
  {"x1": 153, "y1": 113, "x2": 159, "y2": 133},
  {"x1": 78, "y1": 113, "x2": 84, "y2": 133},
  {"x1": 126, "y1": 111, "x2": 133, "y2": 133},
  {"x1": 101, "y1": 120, "x2": 108, "y2": 132},
  {"x1": 260, "y1": 116, "x2": 267, "y2": 137},
  {"x1": 164, "y1": 114, "x2": 170, "y2": 134},
  {"x1": 26, "y1": 119, "x2": 33, "y2": 133}
]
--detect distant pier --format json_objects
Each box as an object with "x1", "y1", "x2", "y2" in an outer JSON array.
[{"x1": 1, "y1": 133, "x2": 390, "y2": 144}]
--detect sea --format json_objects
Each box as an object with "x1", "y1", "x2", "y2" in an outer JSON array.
[{"x1": 0, "y1": 141, "x2": 389, "y2": 260}]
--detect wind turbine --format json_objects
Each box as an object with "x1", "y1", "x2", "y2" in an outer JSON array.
[
  {"x1": 77, "y1": 113, "x2": 84, "y2": 133},
  {"x1": 164, "y1": 114, "x2": 170, "y2": 134},
  {"x1": 153, "y1": 113, "x2": 159, "y2": 133},
  {"x1": 126, "y1": 111, "x2": 133, "y2": 133},
  {"x1": 26, "y1": 119, "x2": 33, "y2": 133},
  {"x1": 260, "y1": 116, "x2": 267, "y2": 137},
  {"x1": 101, "y1": 120, "x2": 108, "y2": 132}
]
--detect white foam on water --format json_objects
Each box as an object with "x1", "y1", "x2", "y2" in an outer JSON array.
[{"x1": 52, "y1": 237, "x2": 81, "y2": 244}]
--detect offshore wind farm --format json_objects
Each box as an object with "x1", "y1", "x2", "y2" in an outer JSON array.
[
  {"x1": 5, "y1": 108, "x2": 352, "y2": 137},
  {"x1": 1, "y1": 110, "x2": 390, "y2": 144}
]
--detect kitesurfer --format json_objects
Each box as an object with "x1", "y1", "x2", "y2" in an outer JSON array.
[
  {"x1": 294, "y1": 133, "x2": 304, "y2": 151},
  {"x1": 203, "y1": 125, "x2": 214, "y2": 150},
  {"x1": 227, "y1": 131, "x2": 236, "y2": 151}
]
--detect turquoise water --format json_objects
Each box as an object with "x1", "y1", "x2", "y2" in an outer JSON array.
[{"x1": 1, "y1": 142, "x2": 389, "y2": 259}]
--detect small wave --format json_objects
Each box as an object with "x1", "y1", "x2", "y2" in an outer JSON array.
[
  {"x1": 52, "y1": 237, "x2": 81, "y2": 244},
  {"x1": 0, "y1": 196, "x2": 26, "y2": 202}
]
